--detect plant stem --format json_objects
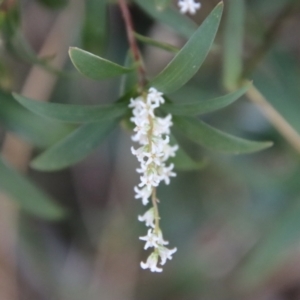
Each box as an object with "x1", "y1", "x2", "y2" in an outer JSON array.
[
  {"x1": 246, "y1": 85, "x2": 300, "y2": 154},
  {"x1": 151, "y1": 187, "x2": 160, "y2": 233},
  {"x1": 118, "y1": 0, "x2": 147, "y2": 90},
  {"x1": 143, "y1": 93, "x2": 160, "y2": 234}
]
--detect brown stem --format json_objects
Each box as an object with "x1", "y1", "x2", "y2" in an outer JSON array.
[{"x1": 118, "y1": 0, "x2": 147, "y2": 90}]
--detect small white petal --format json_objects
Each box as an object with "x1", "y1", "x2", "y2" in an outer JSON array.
[
  {"x1": 178, "y1": 0, "x2": 201, "y2": 15},
  {"x1": 138, "y1": 208, "x2": 155, "y2": 228}
]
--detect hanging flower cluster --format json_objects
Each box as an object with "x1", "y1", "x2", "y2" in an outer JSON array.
[
  {"x1": 129, "y1": 87, "x2": 178, "y2": 272},
  {"x1": 178, "y1": 0, "x2": 201, "y2": 15}
]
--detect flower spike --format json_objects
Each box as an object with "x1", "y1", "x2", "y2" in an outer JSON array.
[{"x1": 130, "y1": 87, "x2": 178, "y2": 272}]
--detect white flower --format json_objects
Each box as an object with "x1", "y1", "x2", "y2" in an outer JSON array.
[
  {"x1": 144, "y1": 151, "x2": 163, "y2": 166},
  {"x1": 139, "y1": 229, "x2": 159, "y2": 249},
  {"x1": 129, "y1": 87, "x2": 178, "y2": 272},
  {"x1": 134, "y1": 186, "x2": 152, "y2": 205},
  {"x1": 157, "y1": 229, "x2": 169, "y2": 246},
  {"x1": 139, "y1": 173, "x2": 160, "y2": 188},
  {"x1": 140, "y1": 252, "x2": 162, "y2": 272},
  {"x1": 152, "y1": 135, "x2": 170, "y2": 152},
  {"x1": 161, "y1": 144, "x2": 178, "y2": 161},
  {"x1": 154, "y1": 115, "x2": 173, "y2": 135},
  {"x1": 178, "y1": 0, "x2": 201, "y2": 15},
  {"x1": 159, "y1": 163, "x2": 177, "y2": 185},
  {"x1": 147, "y1": 87, "x2": 165, "y2": 108},
  {"x1": 158, "y1": 246, "x2": 177, "y2": 265},
  {"x1": 131, "y1": 146, "x2": 147, "y2": 162},
  {"x1": 138, "y1": 208, "x2": 155, "y2": 228}
]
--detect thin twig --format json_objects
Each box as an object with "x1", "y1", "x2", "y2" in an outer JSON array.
[
  {"x1": 246, "y1": 85, "x2": 300, "y2": 154},
  {"x1": 118, "y1": 0, "x2": 147, "y2": 90}
]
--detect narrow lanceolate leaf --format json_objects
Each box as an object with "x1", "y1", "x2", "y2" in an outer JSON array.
[
  {"x1": 150, "y1": 2, "x2": 224, "y2": 94},
  {"x1": 119, "y1": 51, "x2": 139, "y2": 96},
  {"x1": 0, "y1": 157, "x2": 66, "y2": 220},
  {"x1": 162, "y1": 84, "x2": 250, "y2": 116},
  {"x1": 0, "y1": 91, "x2": 73, "y2": 147},
  {"x1": 223, "y1": 0, "x2": 245, "y2": 90},
  {"x1": 31, "y1": 121, "x2": 116, "y2": 171},
  {"x1": 134, "y1": 0, "x2": 197, "y2": 38},
  {"x1": 13, "y1": 93, "x2": 128, "y2": 123},
  {"x1": 69, "y1": 47, "x2": 134, "y2": 80},
  {"x1": 174, "y1": 117, "x2": 273, "y2": 154}
]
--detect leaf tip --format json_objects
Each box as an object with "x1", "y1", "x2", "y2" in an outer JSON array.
[
  {"x1": 68, "y1": 47, "x2": 80, "y2": 58},
  {"x1": 215, "y1": 1, "x2": 224, "y2": 14},
  {"x1": 11, "y1": 91, "x2": 19, "y2": 101}
]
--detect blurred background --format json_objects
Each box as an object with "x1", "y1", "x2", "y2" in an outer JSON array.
[{"x1": 1, "y1": 0, "x2": 300, "y2": 299}]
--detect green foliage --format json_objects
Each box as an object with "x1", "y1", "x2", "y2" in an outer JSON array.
[
  {"x1": 2, "y1": 0, "x2": 300, "y2": 297},
  {"x1": 223, "y1": 0, "x2": 245, "y2": 90},
  {"x1": 69, "y1": 47, "x2": 134, "y2": 80},
  {"x1": 150, "y1": 3, "x2": 223, "y2": 94},
  {"x1": 174, "y1": 116, "x2": 273, "y2": 154},
  {"x1": 0, "y1": 157, "x2": 65, "y2": 219},
  {"x1": 13, "y1": 93, "x2": 128, "y2": 123},
  {"x1": 31, "y1": 121, "x2": 117, "y2": 171},
  {"x1": 0, "y1": 91, "x2": 73, "y2": 147},
  {"x1": 119, "y1": 52, "x2": 139, "y2": 95},
  {"x1": 162, "y1": 84, "x2": 250, "y2": 116}
]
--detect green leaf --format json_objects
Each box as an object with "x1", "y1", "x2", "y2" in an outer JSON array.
[
  {"x1": 223, "y1": 0, "x2": 245, "y2": 90},
  {"x1": 13, "y1": 93, "x2": 128, "y2": 123},
  {"x1": 134, "y1": 32, "x2": 179, "y2": 53},
  {"x1": 134, "y1": 0, "x2": 197, "y2": 38},
  {"x1": 82, "y1": 0, "x2": 107, "y2": 55},
  {"x1": 162, "y1": 84, "x2": 250, "y2": 116},
  {"x1": 150, "y1": 2, "x2": 224, "y2": 94},
  {"x1": 174, "y1": 116, "x2": 273, "y2": 154},
  {"x1": 0, "y1": 157, "x2": 66, "y2": 220},
  {"x1": 31, "y1": 121, "x2": 116, "y2": 171},
  {"x1": 155, "y1": 0, "x2": 172, "y2": 11},
  {"x1": 119, "y1": 51, "x2": 139, "y2": 96},
  {"x1": 0, "y1": 91, "x2": 73, "y2": 147},
  {"x1": 69, "y1": 47, "x2": 134, "y2": 80}
]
